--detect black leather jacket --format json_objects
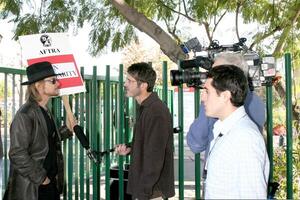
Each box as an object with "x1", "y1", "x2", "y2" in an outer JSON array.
[{"x1": 4, "y1": 98, "x2": 72, "y2": 200}]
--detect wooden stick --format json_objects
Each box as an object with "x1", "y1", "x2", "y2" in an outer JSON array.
[{"x1": 62, "y1": 95, "x2": 76, "y2": 130}]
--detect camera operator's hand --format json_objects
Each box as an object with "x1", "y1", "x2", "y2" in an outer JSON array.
[{"x1": 115, "y1": 144, "x2": 131, "y2": 155}]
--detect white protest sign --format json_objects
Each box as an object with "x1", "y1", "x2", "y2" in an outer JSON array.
[{"x1": 19, "y1": 33, "x2": 86, "y2": 95}]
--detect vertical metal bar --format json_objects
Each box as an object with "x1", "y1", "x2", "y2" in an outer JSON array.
[
  {"x1": 96, "y1": 76, "x2": 101, "y2": 200},
  {"x1": 98, "y1": 82, "x2": 103, "y2": 162},
  {"x1": 74, "y1": 94, "x2": 79, "y2": 200},
  {"x1": 12, "y1": 74, "x2": 16, "y2": 117},
  {"x1": 194, "y1": 87, "x2": 201, "y2": 199},
  {"x1": 124, "y1": 97, "x2": 130, "y2": 164},
  {"x1": 105, "y1": 65, "x2": 111, "y2": 200},
  {"x1": 162, "y1": 61, "x2": 168, "y2": 104},
  {"x1": 130, "y1": 97, "x2": 136, "y2": 163},
  {"x1": 285, "y1": 53, "x2": 293, "y2": 199},
  {"x1": 177, "y1": 62, "x2": 184, "y2": 199},
  {"x1": 118, "y1": 64, "x2": 125, "y2": 200},
  {"x1": 170, "y1": 90, "x2": 174, "y2": 117},
  {"x1": 68, "y1": 96, "x2": 74, "y2": 200},
  {"x1": 111, "y1": 85, "x2": 115, "y2": 150},
  {"x1": 132, "y1": 98, "x2": 137, "y2": 125},
  {"x1": 3, "y1": 74, "x2": 8, "y2": 185},
  {"x1": 163, "y1": 62, "x2": 171, "y2": 200},
  {"x1": 19, "y1": 75, "x2": 24, "y2": 106},
  {"x1": 91, "y1": 66, "x2": 99, "y2": 200},
  {"x1": 266, "y1": 86, "x2": 273, "y2": 184},
  {"x1": 86, "y1": 79, "x2": 91, "y2": 200},
  {"x1": 79, "y1": 67, "x2": 85, "y2": 200}
]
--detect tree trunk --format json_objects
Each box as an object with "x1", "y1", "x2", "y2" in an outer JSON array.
[{"x1": 110, "y1": 0, "x2": 186, "y2": 63}]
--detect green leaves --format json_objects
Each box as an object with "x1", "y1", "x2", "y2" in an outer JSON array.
[
  {"x1": 43, "y1": 0, "x2": 76, "y2": 32},
  {"x1": 0, "y1": 0, "x2": 21, "y2": 19},
  {"x1": 0, "y1": 0, "x2": 299, "y2": 60},
  {"x1": 14, "y1": 14, "x2": 40, "y2": 39}
]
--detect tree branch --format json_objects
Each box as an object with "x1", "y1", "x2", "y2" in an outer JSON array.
[
  {"x1": 161, "y1": 0, "x2": 182, "y2": 43},
  {"x1": 203, "y1": 22, "x2": 212, "y2": 42},
  {"x1": 211, "y1": 11, "x2": 227, "y2": 39},
  {"x1": 273, "y1": 9, "x2": 300, "y2": 54},
  {"x1": 164, "y1": 16, "x2": 181, "y2": 44},
  {"x1": 39, "y1": 0, "x2": 45, "y2": 23},
  {"x1": 182, "y1": 0, "x2": 188, "y2": 16},
  {"x1": 156, "y1": 0, "x2": 197, "y2": 22},
  {"x1": 249, "y1": 26, "x2": 281, "y2": 50},
  {"x1": 235, "y1": 2, "x2": 241, "y2": 40}
]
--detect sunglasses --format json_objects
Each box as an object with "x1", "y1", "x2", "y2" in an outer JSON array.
[{"x1": 44, "y1": 78, "x2": 58, "y2": 84}]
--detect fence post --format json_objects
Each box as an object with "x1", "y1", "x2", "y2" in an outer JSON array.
[
  {"x1": 266, "y1": 85, "x2": 273, "y2": 185},
  {"x1": 285, "y1": 53, "x2": 293, "y2": 199},
  {"x1": 91, "y1": 66, "x2": 100, "y2": 200},
  {"x1": 118, "y1": 64, "x2": 125, "y2": 199},
  {"x1": 67, "y1": 95, "x2": 74, "y2": 200},
  {"x1": 74, "y1": 92, "x2": 79, "y2": 200},
  {"x1": 85, "y1": 76, "x2": 91, "y2": 200},
  {"x1": 3, "y1": 74, "x2": 8, "y2": 186},
  {"x1": 194, "y1": 86, "x2": 201, "y2": 199},
  {"x1": 162, "y1": 61, "x2": 168, "y2": 104},
  {"x1": 79, "y1": 67, "x2": 85, "y2": 200},
  {"x1": 105, "y1": 65, "x2": 111, "y2": 200},
  {"x1": 177, "y1": 61, "x2": 184, "y2": 199}
]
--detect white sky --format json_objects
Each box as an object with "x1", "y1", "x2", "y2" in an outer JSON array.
[{"x1": 0, "y1": 21, "x2": 125, "y2": 75}]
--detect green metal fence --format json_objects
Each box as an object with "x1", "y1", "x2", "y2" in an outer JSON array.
[{"x1": 0, "y1": 55, "x2": 296, "y2": 199}]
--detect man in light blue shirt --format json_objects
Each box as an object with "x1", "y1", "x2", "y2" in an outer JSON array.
[
  {"x1": 202, "y1": 65, "x2": 269, "y2": 199},
  {"x1": 186, "y1": 53, "x2": 266, "y2": 154}
]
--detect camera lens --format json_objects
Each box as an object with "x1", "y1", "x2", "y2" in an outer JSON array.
[
  {"x1": 170, "y1": 70, "x2": 183, "y2": 86},
  {"x1": 170, "y1": 70, "x2": 208, "y2": 88}
]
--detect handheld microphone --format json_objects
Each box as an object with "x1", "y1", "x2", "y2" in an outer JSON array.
[
  {"x1": 86, "y1": 149, "x2": 99, "y2": 164},
  {"x1": 73, "y1": 125, "x2": 99, "y2": 164}
]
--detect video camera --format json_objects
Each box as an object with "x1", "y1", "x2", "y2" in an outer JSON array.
[
  {"x1": 245, "y1": 53, "x2": 276, "y2": 88},
  {"x1": 170, "y1": 56, "x2": 212, "y2": 88},
  {"x1": 171, "y1": 37, "x2": 276, "y2": 88}
]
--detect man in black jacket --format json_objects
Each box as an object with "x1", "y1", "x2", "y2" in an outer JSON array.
[
  {"x1": 4, "y1": 61, "x2": 74, "y2": 200},
  {"x1": 115, "y1": 62, "x2": 175, "y2": 200}
]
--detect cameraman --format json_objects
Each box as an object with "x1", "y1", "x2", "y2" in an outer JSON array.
[{"x1": 186, "y1": 52, "x2": 266, "y2": 156}]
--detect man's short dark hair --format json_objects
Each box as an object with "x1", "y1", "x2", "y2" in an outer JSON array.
[
  {"x1": 127, "y1": 62, "x2": 156, "y2": 92},
  {"x1": 208, "y1": 65, "x2": 248, "y2": 107}
]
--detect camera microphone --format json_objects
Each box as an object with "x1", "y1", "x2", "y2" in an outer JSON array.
[{"x1": 73, "y1": 125, "x2": 99, "y2": 164}]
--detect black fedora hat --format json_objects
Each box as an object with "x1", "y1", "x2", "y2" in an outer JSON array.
[{"x1": 21, "y1": 61, "x2": 61, "y2": 85}]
